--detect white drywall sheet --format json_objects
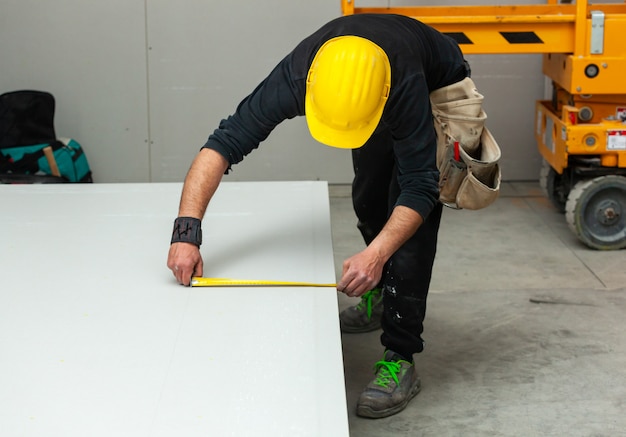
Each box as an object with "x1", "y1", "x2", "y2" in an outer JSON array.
[{"x1": 0, "y1": 182, "x2": 348, "y2": 436}]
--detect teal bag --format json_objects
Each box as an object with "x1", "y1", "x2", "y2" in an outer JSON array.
[
  {"x1": 0, "y1": 90, "x2": 93, "y2": 183},
  {"x1": 0, "y1": 138, "x2": 92, "y2": 183}
]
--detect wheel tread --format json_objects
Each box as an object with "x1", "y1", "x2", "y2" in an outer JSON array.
[{"x1": 565, "y1": 176, "x2": 626, "y2": 250}]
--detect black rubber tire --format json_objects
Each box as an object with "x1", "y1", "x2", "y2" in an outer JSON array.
[
  {"x1": 539, "y1": 160, "x2": 567, "y2": 214},
  {"x1": 565, "y1": 176, "x2": 626, "y2": 250}
]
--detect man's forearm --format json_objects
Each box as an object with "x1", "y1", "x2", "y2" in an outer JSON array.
[
  {"x1": 366, "y1": 205, "x2": 424, "y2": 264},
  {"x1": 337, "y1": 205, "x2": 424, "y2": 297},
  {"x1": 178, "y1": 148, "x2": 229, "y2": 219}
]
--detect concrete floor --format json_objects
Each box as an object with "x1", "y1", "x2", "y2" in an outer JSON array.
[{"x1": 329, "y1": 182, "x2": 626, "y2": 437}]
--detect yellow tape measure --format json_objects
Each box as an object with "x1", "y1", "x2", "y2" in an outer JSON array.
[{"x1": 191, "y1": 277, "x2": 337, "y2": 288}]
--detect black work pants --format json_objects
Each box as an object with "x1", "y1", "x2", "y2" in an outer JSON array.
[{"x1": 351, "y1": 128, "x2": 443, "y2": 359}]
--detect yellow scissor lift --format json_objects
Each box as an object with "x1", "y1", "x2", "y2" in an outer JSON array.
[{"x1": 342, "y1": 0, "x2": 626, "y2": 249}]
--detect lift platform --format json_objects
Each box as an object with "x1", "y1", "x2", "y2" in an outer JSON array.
[{"x1": 342, "y1": 0, "x2": 626, "y2": 249}]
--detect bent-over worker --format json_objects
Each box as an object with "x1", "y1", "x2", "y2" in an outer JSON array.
[{"x1": 168, "y1": 13, "x2": 477, "y2": 418}]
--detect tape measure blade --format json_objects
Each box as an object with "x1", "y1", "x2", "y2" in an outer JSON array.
[{"x1": 190, "y1": 277, "x2": 336, "y2": 288}]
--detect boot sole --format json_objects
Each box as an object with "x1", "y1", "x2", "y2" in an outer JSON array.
[{"x1": 356, "y1": 381, "x2": 421, "y2": 419}]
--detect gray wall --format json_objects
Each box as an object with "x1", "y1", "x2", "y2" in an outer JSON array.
[{"x1": 1, "y1": 0, "x2": 544, "y2": 183}]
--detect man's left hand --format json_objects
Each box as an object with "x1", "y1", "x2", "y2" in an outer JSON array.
[{"x1": 337, "y1": 248, "x2": 384, "y2": 298}]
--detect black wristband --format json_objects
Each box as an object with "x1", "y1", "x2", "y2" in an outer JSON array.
[{"x1": 171, "y1": 217, "x2": 202, "y2": 247}]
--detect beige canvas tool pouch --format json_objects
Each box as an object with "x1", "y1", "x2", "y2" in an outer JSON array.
[
  {"x1": 455, "y1": 128, "x2": 501, "y2": 210},
  {"x1": 430, "y1": 77, "x2": 501, "y2": 210}
]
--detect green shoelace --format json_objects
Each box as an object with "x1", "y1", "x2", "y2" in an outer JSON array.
[
  {"x1": 373, "y1": 360, "x2": 403, "y2": 388},
  {"x1": 355, "y1": 288, "x2": 382, "y2": 319}
]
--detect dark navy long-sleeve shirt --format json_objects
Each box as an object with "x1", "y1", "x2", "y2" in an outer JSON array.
[{"x1": 202, "y1": 14, "x2": 467, "y2": 220}]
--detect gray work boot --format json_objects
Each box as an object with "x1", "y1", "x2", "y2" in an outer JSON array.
[
  {"x1": 339, "y1": 288, "x2": 383, "y2": 333},
  {"x1": 357, "y1": 350, "x2": 421, "y2": 419}
]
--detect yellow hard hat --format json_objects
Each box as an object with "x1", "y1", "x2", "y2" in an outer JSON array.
[{"x1": 305, "y1": 36, "x2": 391, "y2": 149}]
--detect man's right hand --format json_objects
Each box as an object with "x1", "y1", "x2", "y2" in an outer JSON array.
[
  {"x1": 167, "y1": 242, "x2": 204, "y2": 286},
  {"x1": 167, "y1": 148, "x2": 228, "y2": 286}
]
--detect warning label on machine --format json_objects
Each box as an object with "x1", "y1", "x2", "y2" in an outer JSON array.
[{"x1": 607, "y1": 130, "x2": 626, "y2": 150}]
